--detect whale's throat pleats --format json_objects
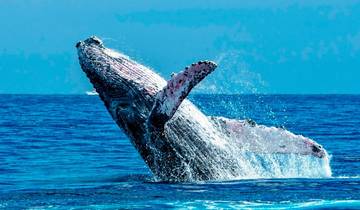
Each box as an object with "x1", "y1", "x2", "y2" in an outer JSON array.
[{"x1": 147, "y1": 61, "x2": 217, "y2": 131}]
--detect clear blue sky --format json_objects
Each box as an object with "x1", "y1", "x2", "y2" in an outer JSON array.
[{"x1": 1, "y1": 0, "x2": 360, "y2": 94}]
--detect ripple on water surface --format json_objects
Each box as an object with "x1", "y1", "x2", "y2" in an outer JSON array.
[{"x1": 0, "y1": 95, "x2": 359, "y2": 208}]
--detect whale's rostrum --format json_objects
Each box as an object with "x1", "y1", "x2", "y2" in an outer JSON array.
[{"x1": 76, "y1": 36, "x2": 331, "y2": 182}]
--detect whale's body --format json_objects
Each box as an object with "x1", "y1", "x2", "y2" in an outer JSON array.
[{"x1": 76, "y1": 36, "x2": 330, "y2": 182}]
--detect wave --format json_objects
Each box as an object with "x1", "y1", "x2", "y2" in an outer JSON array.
[
  {"x1": 64, "y1": 200, "x2": 359, "y2": 209},
  {"x1": 333, "y1": 175, "x2": 360, "y2": 179},
  {"x1": 85, "y1": 90, "x2": 99, "y2": 95},
  {"x1": 168, "y1": 200, "x2": 360, "y2": 209}
]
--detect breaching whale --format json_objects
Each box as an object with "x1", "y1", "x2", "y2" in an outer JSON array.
[{"x1": 76, "y1": 36, "x2": 330, "y2": 182}]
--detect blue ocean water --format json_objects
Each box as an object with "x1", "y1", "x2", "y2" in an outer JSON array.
[{"x1": 0, "y1": 94, "x2": 359, "y2": 209}]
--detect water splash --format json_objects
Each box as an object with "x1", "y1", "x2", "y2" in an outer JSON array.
[
  {"x1": 165, "y1": 110, "x2": 332, "y2": 181},
  {"x1": 190, "y1": 60, "x2": 331, "y2": 181},
  {"x1": 226, "y1": 152, "x2": 331, "y2": 179},
  {"x1": 211, "y1": 118, "x2": 332, "y2": 180},
  {"x1": 195, "y1": 50, "x2": 267, "y2": 94}
]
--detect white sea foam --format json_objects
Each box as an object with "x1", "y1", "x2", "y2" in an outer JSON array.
[
  {"x1": 168, "y1": 199, "x2": 360, "y2": 209},
  {"x1": 166, "y1": 108, "x2": 332, "y2": 180}
]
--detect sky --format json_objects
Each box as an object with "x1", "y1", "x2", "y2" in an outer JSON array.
[{"x1": 1, "y1": 0, "x2": 360, "y2": 94}]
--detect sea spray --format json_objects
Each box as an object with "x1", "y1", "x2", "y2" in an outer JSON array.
[{"x1": 164, "y1": 114, "x2": 332, "y2": 181}]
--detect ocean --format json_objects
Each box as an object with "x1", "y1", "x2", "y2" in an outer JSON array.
[{"x1": 0, "y1": 94, "x2": 359, "y2": 209}]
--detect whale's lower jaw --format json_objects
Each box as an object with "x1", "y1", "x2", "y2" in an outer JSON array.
[{"x1": 76, "y1": 36, "x2": 331, "y2": 182}]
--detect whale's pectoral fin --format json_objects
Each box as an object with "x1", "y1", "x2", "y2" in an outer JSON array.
[
  {"x1": 210, "y1": 116, "x2": 326, "y2": 158},
  {"x1": 148, "y1": 61, "x2": 217, "y2": 130}
]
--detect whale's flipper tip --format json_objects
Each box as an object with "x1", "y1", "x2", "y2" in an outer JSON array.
[{"x1": 148, "y1": 60, "x2": 217, "y2": 129}]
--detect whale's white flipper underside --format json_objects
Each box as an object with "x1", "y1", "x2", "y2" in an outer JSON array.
[
  {"x1": 148, "y1": 61, "x2": 217, "y2": 130},
  {"x1": 210, "y1": 116, "x2": 325, "y2": 157}
]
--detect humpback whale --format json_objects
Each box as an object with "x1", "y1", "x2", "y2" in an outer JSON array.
[{"x1": 76, "y1": 36, "x2": 329, "y2": 182}]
